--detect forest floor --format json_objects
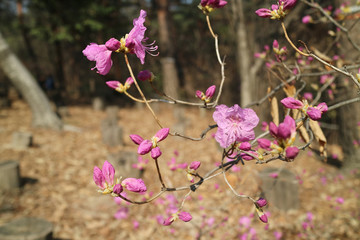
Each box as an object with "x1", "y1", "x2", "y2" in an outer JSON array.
[{"x1": 0, "y1": 100, "x2": 359, "y2": 240}]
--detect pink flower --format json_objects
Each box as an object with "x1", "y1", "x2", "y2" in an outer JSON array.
[
  {"x1": 269, "y1": 172, "x2": 279, "y2": 178},
  {"x1": 303, "y1": 92, "x2": 313, "y2": 101},
  {"x1": 256, "y1": 198, "x2": 268, "y2": 208},
  {"x1": 196, "y1": 85, "x2": 216, "y2": 103},
  {"x1": 257, "y1": 138, "x2": 272, "y2": 150},
  {"x1": 255, "y1": 207, "x2": 268, "y2": 223},
  {"x1": 132, "y1": 156, "x2": 149, "y2": 170},
  {"x1": 255, "y1": 0, "x2": 297, "y2": 20},
  {"x1": 130, "y1": 128, "x2": 169, "y2": 159},
  {"x1": 125, "y1": 10, "x2": 158, "y2": 64},
  {"x1": 83, "y1": 38, "x2": 121, "y2": 75},
  {"x1": 137, "y1": 70, "x2": 154, "y2": 82},
  {"x1": 274, "y1": 231, "x2": 283, "y2": 240},
  {"x1": 189, "y1": 161, "x2": 201, "y2": 170},
  {"x1": 281, "y1": 0, "x2": 297, "y2": 10},
  {"x1": 200, "y1": 0, "x2": 228, "y2": 13},
  {"x1": 106, "y1": 77, "x2": 134, "y2": 93},
  {"x1": 270, "y1": 115, "x2": 296, "y2": 140},
  {"x1": 255, "y1": 8, "x2": 272, "y2": 18},
  {"x1": 336, "y1": 197, "x2": 344, "y2": 204},
  {"x1": 280, "y1": 97, "x2": 303, "y2": 109},
  {"x1": 114, "y1": 206, "x2": 129, "y2": 220},
  {"x1": 213, "y1": 104, "x2": 259, "y2": 148},
  {"x1": 239, "y1": 142, "x2": 251, "y2": 151},
  {"x1": 285, "y1": 146, "x2": 299, "y2": 159},
  {"x1": 239, "y1": 216, "x2": 252, "y2": 228},
  {"x1": 163, "y1": 211, "x2": 192, "y2": 226},
  {"x1": 93, "y1": 161, "x2": 120, "y2": 194},
  {"x1": 307, "y1": 102, "x2": 328, "y2": 120},
  {"x1": 122, "y1": 178, "x2": 147, "y2": 193},
  {"x1": 302, "y1": 15, "x2": 313, "y2": 24}
]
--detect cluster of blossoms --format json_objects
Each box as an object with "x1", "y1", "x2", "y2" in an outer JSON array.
[
  {"x1": 83, "y1": 10, "x2": 157, "y2": 75},
  {"x1": 257, "y1": 116, "x2": 299, "y2": 160},
  {"x1": 195, "y1": 85, "x2": 216, "y2": 103},
  {"x1": 198, "y1": 0, "x2": 228, "y2": 14},
  {"x1": 130, "y1": 128, "x2": 170, "y2": 160},
  {"x1": 255, "y1": 0, "x2": 297, "y2": 20},
  {"x1": 281, "y1": 97, "x2": 328, "y2": 121},
  {"x1": 93, "y1": 161, "x2": 147, "y2": 195}
]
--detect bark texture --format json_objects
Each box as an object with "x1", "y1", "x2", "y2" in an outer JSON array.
[{"x1": 0, "y1": 31, "x2": 63, "y2": 130}]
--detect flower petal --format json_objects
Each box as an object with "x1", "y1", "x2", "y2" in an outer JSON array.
[
  {"x1": 102, "y1": 161, "x2": 115, "y2": 186},
  {"x1": 93, "y1": 166, "x2": 105, "y2": 189}
]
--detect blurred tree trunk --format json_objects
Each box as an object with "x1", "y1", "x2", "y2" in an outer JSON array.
[
  {"x1": 231, "y1": 0, "x2": 253, "y2": 107},
  {"x1": 336, "y1": 0, "x2": 360, "y2": 171},
  {"x1": 155, "y1": 0, "x2": 180, "y2": 99},
  {"x1": 0, "y1": 31, "x2": 63, "y2": 130},
  {"x1": 16, "y1": 0, "x2": 41, "y2": 80}
]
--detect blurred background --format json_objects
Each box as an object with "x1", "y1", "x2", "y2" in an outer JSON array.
[{"x1": 0, "y1": 0, "x2": 359, "y2": 239}]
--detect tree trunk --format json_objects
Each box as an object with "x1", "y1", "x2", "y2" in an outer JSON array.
[
  {"x1": 156, "y1": 0, "x2": 180, "y2": 99},
  {"x1": 335, "y1": 0, "x2": 360, "y2": 171},
  {"x1": 0, "y1": 31, "x2": 63, "y2": 130},
  {"x1": 232, "y1": 0, "x2": 253, "y2": 107}
]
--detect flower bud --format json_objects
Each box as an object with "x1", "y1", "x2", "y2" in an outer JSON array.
[
  {"x1": 137, "y1": 70, "x2": 154, "y2": 82},
  {"x1": 105, "y1": 38, "x2": 121, "y2": 51},
  {"x1": 256, "y1": 198, "x2": 268, "y2": 207},
  {"x1": 189, "y1": 161, "x2": 201, "y2": 170},
  {"x1": 113, "y1": 184, "x2": 123, "y2": 195},
  {"x1": 205, "y1": 85, "x2": 216, "y2": 99}
]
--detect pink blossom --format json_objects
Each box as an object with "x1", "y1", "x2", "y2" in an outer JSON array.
[
  {"x1": 93, "y1": 161, "x2": 117, "y2": 193},
  {"x1": 307, "y1": 102, "x2": 328, "y2": 120},
  {"x1": 255, "y1": 0, "x2": 297, "y2": 19},
  {"x1": 302, "y1": 15, "x2": 312, "y2": 24},
  {"x1": 205, "y1": 85, "x2": 216, "y2": 99},
  {"x1": 274, "y1": 231, "x2": 283, "y2": 240},
  {"x1": 281, "y1": 0, "x2": 297, "y2": 10},
  {"x1": 213, "y1": 104, "x2": 259, "y2": 148},
  {"x1": 257, "y1": 138, "x2": 272, "y2": 150},
  {"x1": 336, "y1": 197, "x2": 344, "y2": 204},
  {"x1": 285, "y1": 146, "x2": 299, "y2": 159},
  {"x1": 303, "y1": 92, "x2": 313, "y2": 101},
  {"x1": 114, "y1": 207, "x2": 129, "y2": 220},
  {"x1": 137, "y1": 70, "x2": 154, "y2": 82},
  {"x1": 83, "y1": 38, "x2": 120, "y2": 75},
  {"x1": 196, "y1": 85, "x2": 216, "y2": 103},
  {"x1": 256, "y1": 198, "x2": 268, "y2": 207},
  {"x1": 122, "y1": 178, "x2": 147, "y2": 193},
  {"x1": 133, "y1": 220, "x2": 139, "y2": 229},
  {"x1": 269, "y1": 172, "x2": 279, "y2": 178},
  {"x1": 270, "y1": 116, "x2": 296, "y2": 141},
  {"x1": 255, "y1": 8, "x2": 272, "y2": 18},
  {"x1": 280, "y1": 97, "x2": 303, "y2": 109},
  {"x1": 132, "y1": 156, "x2": 149, "y2": 170},
  {"x1": 130, "y1": 128, "x2": 169, "y2": 159},
  {"x1": 261, "y1": 121, "x2": 269, "y2": 131},
  {"x1": 239, "y1": 216, "x2": 252, "y2": 228},
  {"x1": 189, "y1": 161, "x2": 201, "y2": 170},
  {"x1": 125, "y1": 10, "x2": 158, "y2": 64},
  {"x1": 200, "y1": 0, "x2": 228, "y2": 10},
  {"x1": 239, "y1": 142, "x2": 251, "y2": 151},
  {"x1": 178, "y1": 212, "x2": 192, "y2": 222},
  {"x1": 307, "y1": 212, "x2": 313, "y2": 222},
  {"x1": 106, "y1": 77, "x2": 134, "y2": 93},
  {"x1": 163, "y1": 211, "x2": 192, "y2": 225}
]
